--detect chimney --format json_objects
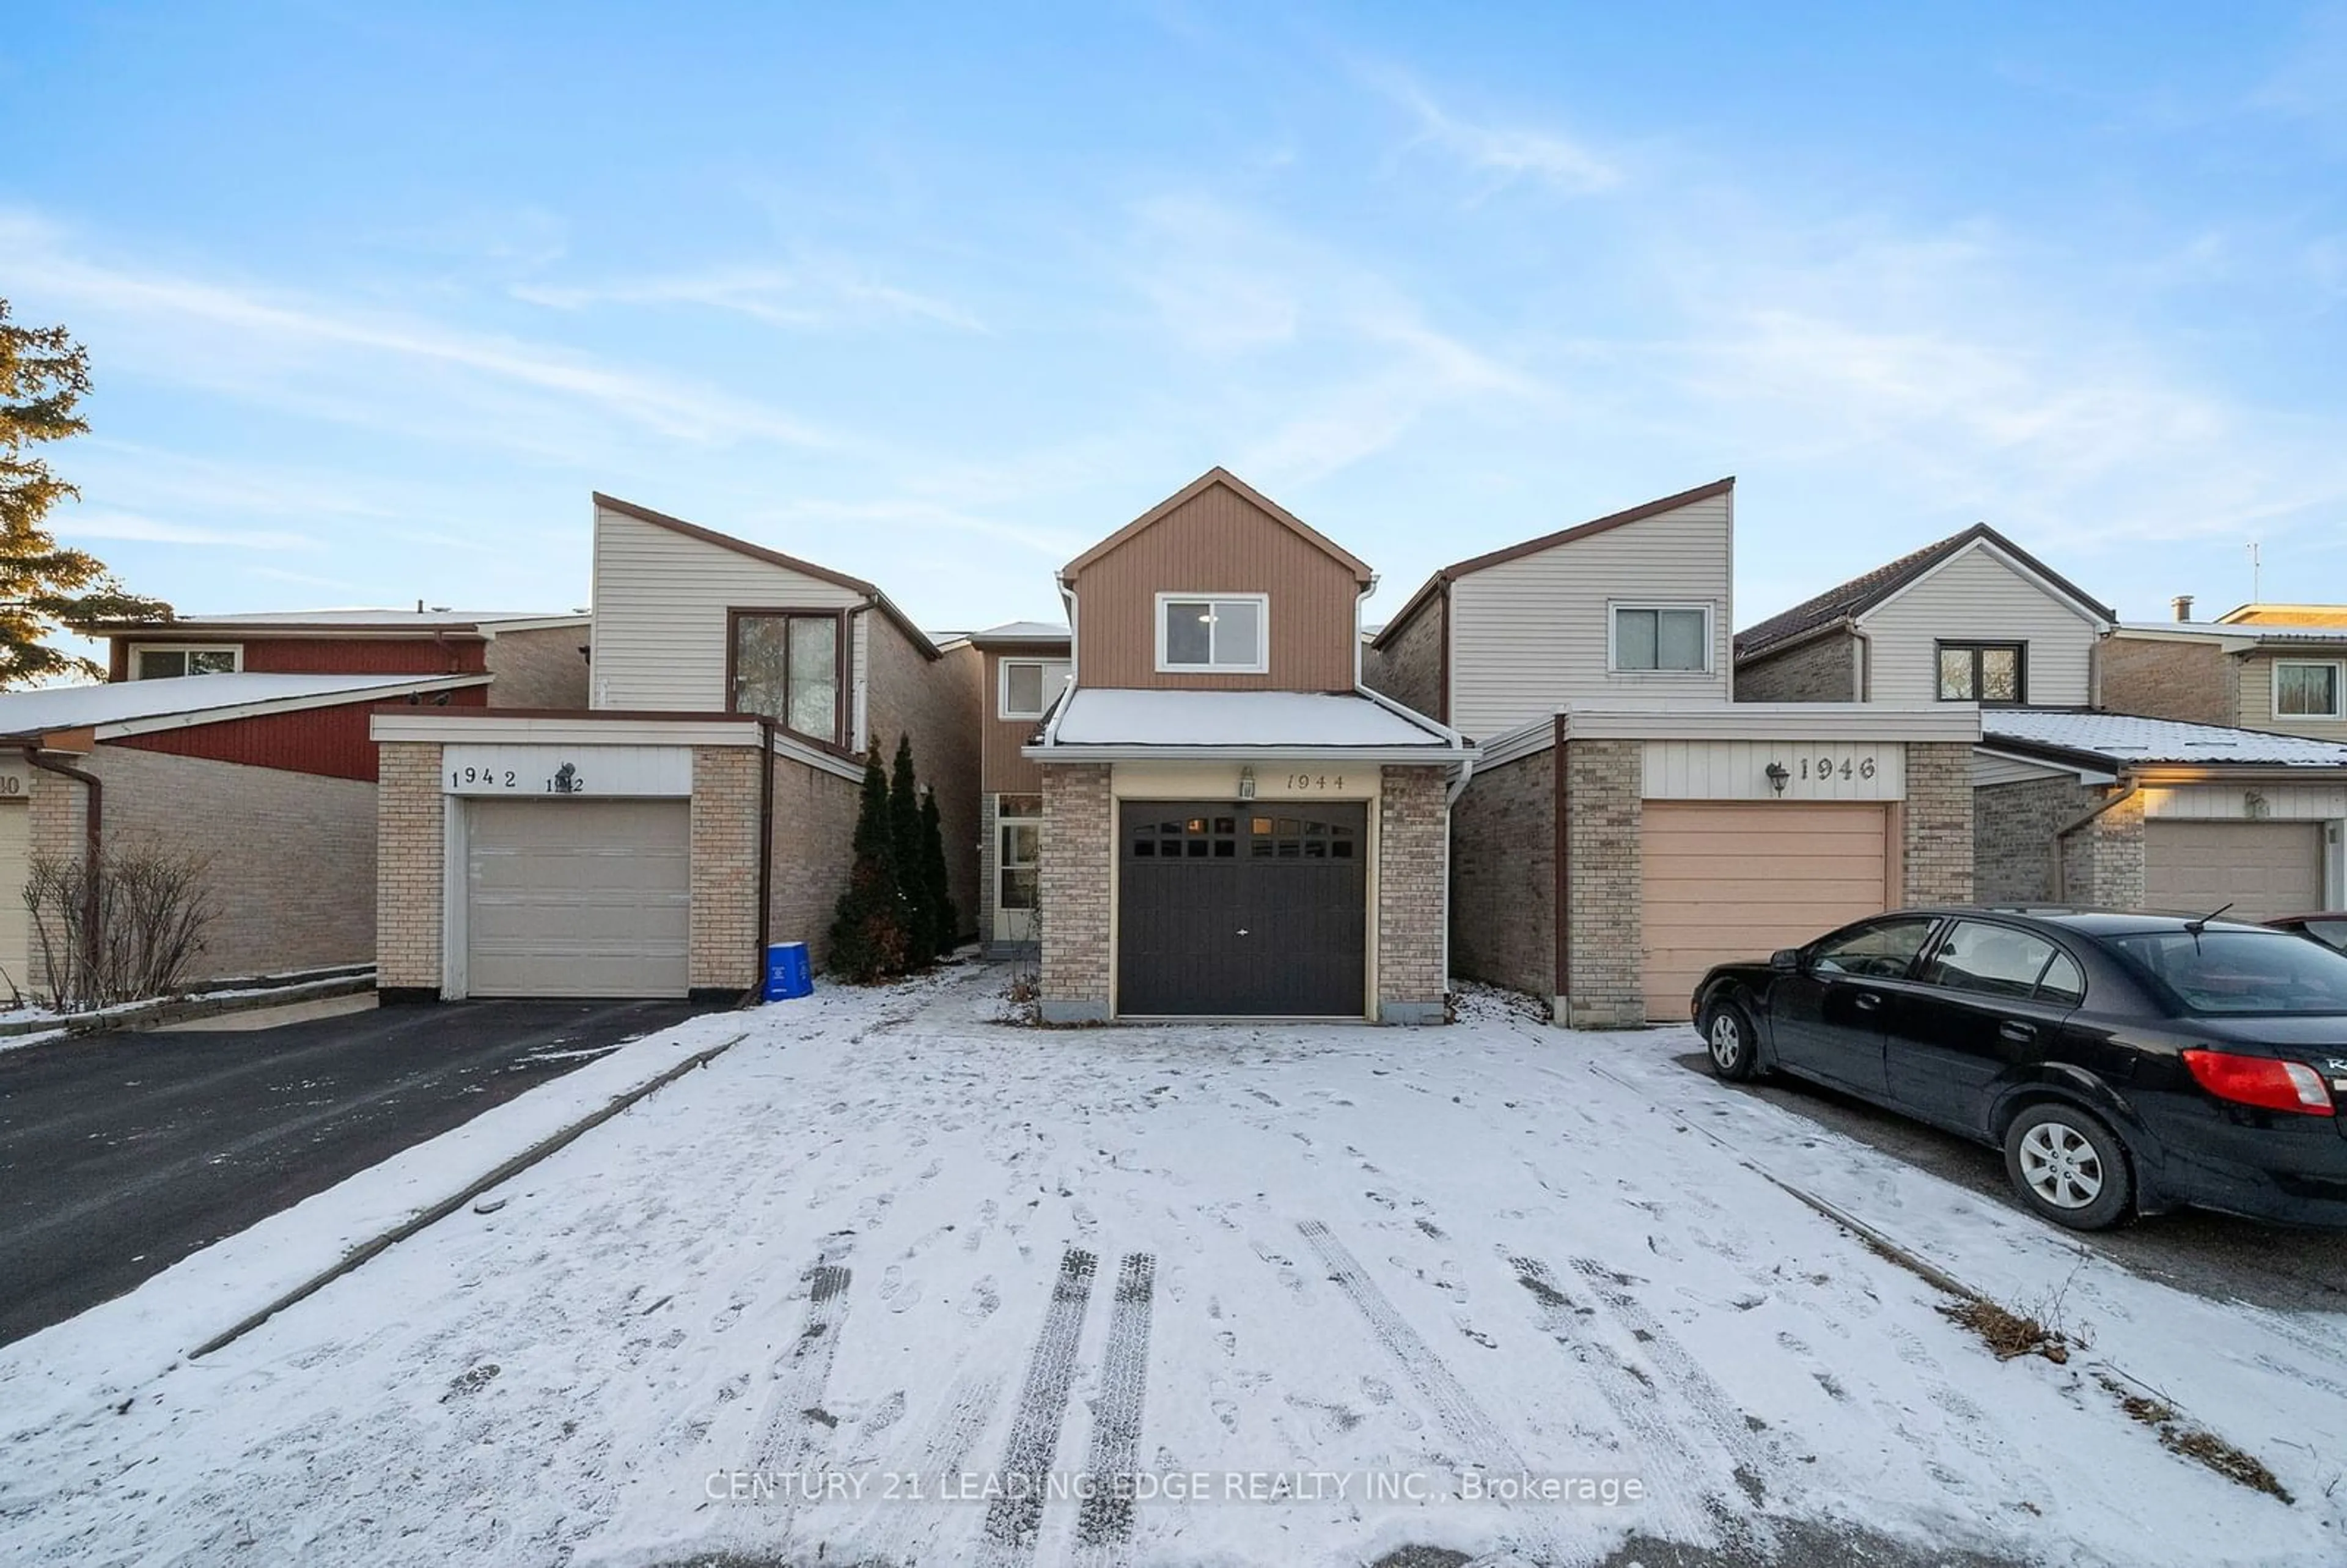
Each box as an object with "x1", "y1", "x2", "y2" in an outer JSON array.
[{"x1": 2172, "y1": 594, "x2": 2194, "y2": 622}]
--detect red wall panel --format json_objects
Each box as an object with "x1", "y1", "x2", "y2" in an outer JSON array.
[{"x1": 109, "y1": 688, "x2": 487, "y2": 780}]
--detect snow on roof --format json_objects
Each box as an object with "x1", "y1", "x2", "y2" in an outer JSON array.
[
  {"x1": 1046, "y1": 688, "x2": 1454, "y2": 750},
  {"x1": 1984, "y1": 708, "x2": 2347, "y2": 768},
  {"x1": 2115, "y1": 619, "x2": 2347, "y2": 644},
  {"x1": 144, "y1": 608, "x2": 584, "y2": 629},
  {"x1": 965, "y1": 620, "x2": 1071, "y2": 642},
  {"x1": 0, "y1": 673, "x2": 483, "y2": 736}
]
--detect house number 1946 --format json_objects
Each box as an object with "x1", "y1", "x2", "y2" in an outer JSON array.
[{"x1": 1785, "y1": 755, "x2": 1878, "y2": 781}]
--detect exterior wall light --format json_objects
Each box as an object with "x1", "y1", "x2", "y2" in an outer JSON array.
[
  {"x1": 1765, "y1": 761, "x2": 1790, "y2": 795},
  {"x1": 1238, "y1": 766, "x2": 1257, "y2": 800}
]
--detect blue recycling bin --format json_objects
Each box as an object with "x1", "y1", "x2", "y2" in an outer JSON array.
[{"x1": 763, "y1": 941, "x2": 813, "y2": 1002}]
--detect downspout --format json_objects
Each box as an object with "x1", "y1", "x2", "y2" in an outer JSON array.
[
  {"x1": 755, "y1": 717, "x2": 776, "y2": 975},
  {"x1": 2052, "y1": 782, "x2": 2139, "y2": 905},
  {"x1": 1441, "y1": 747, "x2": 1475, "y2": 1013},
  {"x1": 21, "y1": 744, "x2": 103, "y2": 989},
  {"x1": 1354, "y1": 576, "x2": 1376, "y2": 689},
  {"x1": 1551, "y1": 711, "x2": 1569, "y2": 1025}
]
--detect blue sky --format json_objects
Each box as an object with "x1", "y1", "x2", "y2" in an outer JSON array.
[{"x1": 4, "y1": 3, "x2": 2344, "y2": 640}]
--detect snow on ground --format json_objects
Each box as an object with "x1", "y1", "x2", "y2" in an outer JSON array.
[{"x1": 1, "y1": 967, "x2": 2340, "y2": 1567}]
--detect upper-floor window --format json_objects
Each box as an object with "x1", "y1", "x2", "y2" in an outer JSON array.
[
  {"x1": 2274, "y1": 660, "x2": 2343, "y2": 719},
  {"x1": 1000, "y1": 658, "x2": 1072, "y2": 720},
  {"x1": 1937, "y1": 641, "x2": 2025, "y2": 705},
  {"x1": 731, "y1": 610, "x2": 843, "y2": 744},
  {"x1": 1156, "y1": 593, "x2": 1267, "y2": 673},
  {"x1": 1611, "y1": 604, "x2": 1711, "y2": 673},
  {"x1": 133, "y1": 644, "x2": 241, "y2": 680}
]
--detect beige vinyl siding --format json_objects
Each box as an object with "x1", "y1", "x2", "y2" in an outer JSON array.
[
  {"x1": 589, "y1": 502, "x2": 865, "y2": 718},
  {"x1": 1449, "y1": 492, "x2": 1732, "y2": 739},
  {"x1": 0, "y1": 800, "x2": 26, "y2": 997},
  {"x1": 2234, "y1": 652, "x2": 2347, "y2": 743},
  {"x1": 1854, "y1": 544, "x2": 2098, "y2": 706}
]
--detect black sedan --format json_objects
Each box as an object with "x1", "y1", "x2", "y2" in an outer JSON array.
[
  {"x1": 1692, "y1": 908, "x2": 2347, "y2": 1231},
  {"x1": 2268, "y1": 913, "x2": 2347, "y2": 953}
]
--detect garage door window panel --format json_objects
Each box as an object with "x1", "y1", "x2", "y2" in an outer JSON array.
[
  {"x1": 731, "y1": 611, "x2": 845, "y2": 746},
  {"x1": 2274, "y1": 661, "x2": 2343, "y2": 719}
]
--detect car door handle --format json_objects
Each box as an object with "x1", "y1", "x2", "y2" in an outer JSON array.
[
  {"x1": 1852, "y1": 993, "x2": 1882, "y2": 1012},
  {"x1": 1999, "y1": 1021, "x2": 2035, "y2": 1043},
  {"x1": 1235, "y1": 928, "x2": 1250, "y2": 937}
]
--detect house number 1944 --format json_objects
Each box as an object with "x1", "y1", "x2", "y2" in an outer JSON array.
[{"x1": 1284, "y1": 773, "x2": 1346, "y2": 791}]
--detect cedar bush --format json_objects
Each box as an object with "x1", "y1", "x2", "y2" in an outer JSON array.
[
  {"x1": 886, "y1": 733, "x2": 934, "y2": 969},
  {"x1": 919, "y1": 786, "x2": 957, "y2": 958},
  {"x1": 826, "y1": 754, "x2": 910, "y2": 981}
]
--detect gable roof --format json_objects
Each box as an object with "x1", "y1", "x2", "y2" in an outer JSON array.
[
  {"x1": 1735, "y1": 522, "x2": 2114, "y2": 662},
  {"x1": 1368, "y1": 477, "x2": 1735, "y2": 651},
  {"x1": 1059, "y1": 468, "x2": 1373, "y2": 587},
  {"x1": 593, "y1": 492, "x2": 939, "y2": 658},
  {"x1": 1982, "y1": 708, "x2": 2347, "y2": 771}
]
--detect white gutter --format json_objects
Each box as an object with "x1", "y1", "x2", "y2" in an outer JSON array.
[
  {"x1": 1020, "y1": 743, "x2": 1474, "y2": 764},
  {"x1": 1042, "y1": 582, "x2": 1080, "y2": 747},
  {"x1": 92, "y1": 674, "x2": 495, "y2": 741}
]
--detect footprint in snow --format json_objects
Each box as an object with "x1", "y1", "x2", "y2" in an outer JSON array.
[
  {"x1": 859, "y1": 1390, "x2": 908, "y2": 1440},
  {"x1": 919, "y1": 1159, "x2": 944, "y2": 1182},
  {"x1": 960, "y1": 1277, "x2": 1001, "y2": 1321},
  {"x1": 879, "y1": 1264, "x2": 924, "y2": 1313},
  {"x1": 1211, "y1": 1398, "x2": 1241, "y2": 1432}
]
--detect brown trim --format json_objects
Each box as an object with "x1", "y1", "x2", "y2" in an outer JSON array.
[
  {"x1": 1551, "y1": 714, "x2": 1569, "y2": 1006},
  {"x1": 1060, "y1": 467, "x2": 1375, "y2": 585},
  {"x1": 724, "y1": 606, "x2": 854, "y2": 752},
  {"x1": 594, "y1": 491, "x2": 941, "y2": 659},
  {"x1": 365, "y1": 706, "x2": 755, "y2": 722},
  {"x1": 1370, "y1": 477, "x2": 1736, "y2": 652}
]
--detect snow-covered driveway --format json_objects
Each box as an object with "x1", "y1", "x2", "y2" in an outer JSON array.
[{"x1": 2, "y1": 966, "x2": 2340, "y2": 1567}]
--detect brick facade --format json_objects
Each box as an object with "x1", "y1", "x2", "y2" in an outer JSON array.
[
  {"x1": 1900, "y1": 741, "x2": 1975, "y2": 906},
  {"x1": 689, "y1": 746, "x2": 761, "y2": 992},
  {"x1": 866, "y1": 625, "x2": 983, "y2": 945},
  {"x1": 483, "y1": 625, "x2": 590, "y2": 708},
  {"x1": 1975, "y1": 775, "x2": 2103, "y2": 904},
  {"x1": 375, "y1": 741, "x2": 446, "y2": 991},
  {"x1": 2060, "y1": 788, "x2": 2145, "y2": 909},
  {"x1": 18, "y1": 744, "x2": 376, "y2": 987},
  {"x1": 1450, "y1": 749, "x2": 1556, "y2": 998},
  {"x1": 1037, "y1": 764, "x2": 1112, "y2": 1021},
  {"x1": 1364, "y1": 596, "x2": 1445, "y2": 723},
  {"x1": 1734, "y1": 630, "x2": 1859, "y2": 702},
  {"x1": 1375, "y1": 765, "x2": 1449, "y2": 1022},
  {"x1": 765, "y1": 753, "x2": 862, "y2": 970},
  {"x1": 2097, "y1": 636, "x2": 2236, "y2": 727},
  {"x1": 1560, "y1": 739, "x2": 1645, "y2": 1028}
]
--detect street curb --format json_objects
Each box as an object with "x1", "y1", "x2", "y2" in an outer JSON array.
[
  {"x1": 0, "y1": 967, "x2": 379, "y2": 1040},
  {"x1": 188, "y1": 1030, "x2": 749, "y2": 1360}
]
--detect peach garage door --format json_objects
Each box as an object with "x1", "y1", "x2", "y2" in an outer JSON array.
[
  {"x1": 2144, "y1": 820, "x2": 2325, "y2": 922},
  {"x1": 465, "y1": 797, "x2": 691, "y2": 998},
  {"x1": 0, "y1": 800, "x2": 28, "y2": 998},
  {"x1": 1641, "y1": 800, "x2": 1893, "y2": 1021}
]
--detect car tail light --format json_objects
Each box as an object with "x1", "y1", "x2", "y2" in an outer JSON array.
[{"x1": 2181, "y1": 1050, "x2": 2337, "y2": 1116}]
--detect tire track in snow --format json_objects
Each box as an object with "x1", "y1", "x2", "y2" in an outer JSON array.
[
  {"x1": 1071, "y1": 1253, "x2": 1156, "y2": 1567},
  {"x1": 752, "y1": 1256, "x2": 853, "y2": 1471},
  {"x1": 1566, "y1": 1256, "x2": 1776, "y2": 1495},
  {"x1": 1296, "y1": 1218, "x2": 1550, "y2": 1558},
  {"x1": 977, "y1": 1247, "x2": 1098, "y2": 1564},
  {"x1": 1509, "y1": 1256, "x2": 1714, "y2": 1546},
  {"x1": 851, "y1": 1369, "x2": 1007, "y2": 1567}
]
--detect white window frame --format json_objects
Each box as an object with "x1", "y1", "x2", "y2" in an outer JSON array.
[
  {"x1": 130, "y1": 642, "x2": 243, "y2": 679},
  {"x1": 998, "y1": 656, "x2": 1071, "y2": 720},
  {"x1": 2273, "y1": 659, "x2": 2345, "y2": 720},
  {"x1": 1607, "y1": 601, "x2": 1714, "y2": 675},
  {"x1": 1155, "y1": 592, "x2": 1270, "y2": 675}
]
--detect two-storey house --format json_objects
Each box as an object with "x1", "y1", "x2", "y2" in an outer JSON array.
[
  {"x1": 1367, "y1": 479, "x2": 1978, "y2": 1028},
  {"x1": 965, "y1": 620, "x2": 1071, "y2": 952},
  {"x1": 1021, "y1": 469, "x2": 1472, "y2": 1024},
  {"x1": 1735, "y1": 538, "x2": 2346, "y2": 922},
  {"x1": 372, "y1": 494, "x2": 979, "y2": 1002}
]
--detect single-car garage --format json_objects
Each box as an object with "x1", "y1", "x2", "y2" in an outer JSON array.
[
  {"x1": 464, "y1": 797, "x2": 691, "y2": 997},
  {"x1": 1641, "y1": 800, "x2": 1895, "y2": 1021},
  {"x1": 2145, "y1": 820, "x2": 2326, "y2": 922},
  {"x1": 0, "y1": 793, "x2": 29, "y2": 998},
  {"x1": 1117, "y1": 800, "x2": 1367, "y2": 1016}
]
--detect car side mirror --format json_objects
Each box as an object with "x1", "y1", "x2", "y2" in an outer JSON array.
[{"x1": 1769, "y1": 948, "x2": 1802, "y2": 973}]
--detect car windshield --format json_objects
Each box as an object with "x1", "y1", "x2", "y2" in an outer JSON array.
[{"x1": 2107, "y1": 928, "x2": 2347, "y2": 1014}]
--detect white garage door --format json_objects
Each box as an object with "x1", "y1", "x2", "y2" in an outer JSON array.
[
  {"x1": 465, "y1": 798, "x2": 691, "y2": 998},
  {"x1": 0, "y1": 801, "x2": 29, "y2": 999},
  {"x1": 2145, "y1": 820, "x2": 2325, "y2": 922},
  {"x1": 1642, "y1": 801, "x2": 1893, "y2": 1022}
]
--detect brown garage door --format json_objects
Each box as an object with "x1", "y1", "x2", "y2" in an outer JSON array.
[
  {"x1": 465, "y1": 798, "x2": 691, "y2": 998},
  {"x1": 2145, "y1": 820, "x2": 2324, "y2": 922},
  {"x1": 1642, "y1": 801, "x2": 1893, "y2": 1022}
]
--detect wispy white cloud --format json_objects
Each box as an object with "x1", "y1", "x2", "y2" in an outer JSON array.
[
  {"x1": 1364, "y1": 65, "x2": 1621, "y2": 196},
  {"x1": 0, "y1": 211, "x2": 836, "y2": 451},
  {"x1": 513, "y1": 260, "x2": 985, "y2": 334},
  {"x1": 52, "y1": 508, "x2": 319, "y2": 551}
]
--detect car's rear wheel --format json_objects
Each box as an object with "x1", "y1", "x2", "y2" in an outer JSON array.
[
  {"x1": 2003, "y1": 1104, "x2": 2132, "y2": 1231},
  {"x1": 1700, "y1": 1000, "x2": 1761, "y2": 1082}
]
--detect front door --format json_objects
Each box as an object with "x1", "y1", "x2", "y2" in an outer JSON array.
[{"x1": 1117, "y1": 802, "x2": 1367, "y2": 1016}]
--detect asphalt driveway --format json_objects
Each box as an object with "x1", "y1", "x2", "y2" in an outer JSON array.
[
  {"x1": 1672, "y1": 1050, "x2": 2347, "y2": 1314},
  {"x1": 0, "y1": 997, "x2": 714, "y2": 1346}
]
